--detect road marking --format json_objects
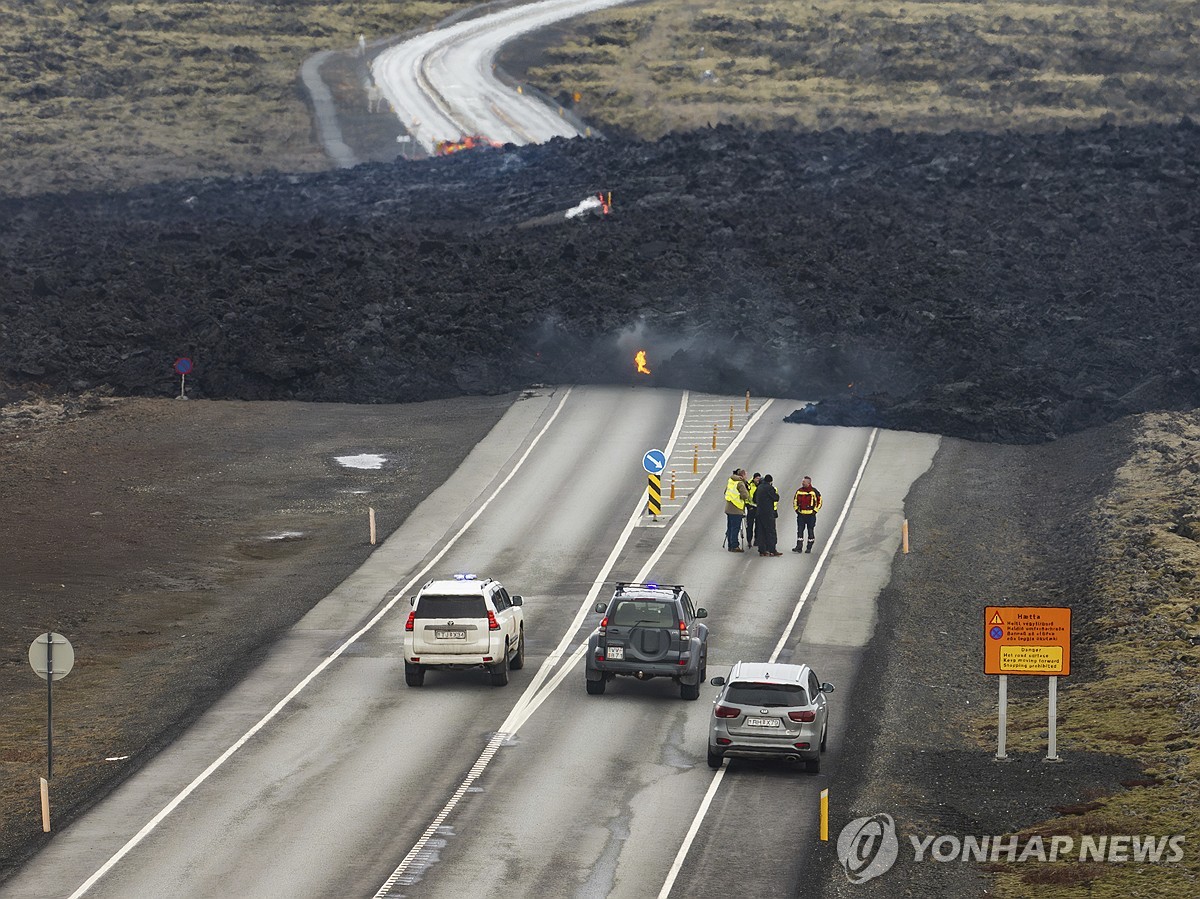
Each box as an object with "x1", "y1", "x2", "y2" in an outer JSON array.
[
  {"x1": 68, "y1": 388, "x2": 578, "y2": 899},
  {"x1": 657, "y1": 427, "x2": 880, "y2": 898},
  {"x1": 656, "y1": 762, "x2": 729, "y2": 899},
  {"x1": 375, "y1": 396, "x2": 775, "y2": 895}
]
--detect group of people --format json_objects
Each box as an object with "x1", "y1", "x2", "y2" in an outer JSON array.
[{"x1": 723, "y1": 469, "x2": 823, "y2": 557}]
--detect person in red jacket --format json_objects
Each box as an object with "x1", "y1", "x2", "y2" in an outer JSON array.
[{"x1": 792, "y1": 476, "x2": 823, "y2": 553}]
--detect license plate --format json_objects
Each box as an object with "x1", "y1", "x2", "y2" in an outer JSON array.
[
  {"x1": 606, "y1": 646, "x2": 624, "y2": 660},
  {"x1": 435, "y1": 630, "x2": 466, "y2": 640},
  {"x1": 745, "y1": 717, "x2": 780, "y2": 728}
]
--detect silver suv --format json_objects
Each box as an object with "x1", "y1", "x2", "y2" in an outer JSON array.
[
  {"x1": 403, "y1": 574, "x2": 524, "y2": 687},
  {"x1": 708, "y1": 661, "x2": 834, "y2": 772},
  {"x1": 586, "y1": 582, "x2": 708, "y2": 700}
]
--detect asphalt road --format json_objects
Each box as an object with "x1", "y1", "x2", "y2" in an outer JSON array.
[
  {"x1": 2, "y1": 386, "x2": 938, "y2": 898},
  {"x1": 371, "y1": 0, "x2": 637, "y2": 153}
]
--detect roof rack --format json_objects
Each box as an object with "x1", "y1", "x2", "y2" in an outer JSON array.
[{"x1": 613, "y1": 581, "x2": 685, "y2": 593}]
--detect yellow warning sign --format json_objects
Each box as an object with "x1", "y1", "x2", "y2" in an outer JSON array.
[{"x1": 985, "y1": 606, "x2": 1071, "y2": 676}]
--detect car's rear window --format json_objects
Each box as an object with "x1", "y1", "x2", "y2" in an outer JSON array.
[
  {"x1": 726, "y1": 682, "x2": 808, "y2": 707},
  {"x1": 610, "y1": 599, "x2": 679, "y2": 628},
  {"x1": 415, "y1": 595, "x2": 487, "y2": 619}
]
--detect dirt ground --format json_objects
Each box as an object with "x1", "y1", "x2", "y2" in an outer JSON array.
[{"x1": 0, "y1": 392, "x2": 513, "y2": 879}]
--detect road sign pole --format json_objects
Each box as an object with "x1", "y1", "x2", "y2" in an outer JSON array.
[
  {"x1": 46, "y1": 635, "x2": 54, "y2": 779},
  {"x1": 995, "y1": 674, "x2": 1008, "y2": 761},
  {"x1": 1046, "y1": 676, "x2": 1059, "y2": 761}
]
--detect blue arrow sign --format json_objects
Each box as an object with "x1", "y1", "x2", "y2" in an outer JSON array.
[{"x1": 643, "y1": 449, "x2": 666, "y2": 474}]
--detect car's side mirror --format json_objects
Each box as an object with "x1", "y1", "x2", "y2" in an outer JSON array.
[
  {"x1": 695, "y1": 608, "x2": 708, "y2": 618},
  {"x1": 409, "y1": 597, "x2": 416, "y2": 606},
  {"x1": 594, "y1": 602, "x2": 608, "y2": 614},
  {"x1": 511, "y1": 596, "x2": 523, "y2": 606},
  {"x1": 821, "y1": 682, "x2": 835, "y2": 693},
  {"x1": 710, "y1": 676, "x2": 726, "y2": 686}
]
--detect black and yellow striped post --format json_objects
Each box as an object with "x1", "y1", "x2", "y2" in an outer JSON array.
[{"x1": 647, "y1": 473, "x2": 661, "y2": 516}]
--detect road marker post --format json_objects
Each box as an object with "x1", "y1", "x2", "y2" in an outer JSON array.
[
  {"x1": 692, "y1": 445, "x2": 698, "y2": 474},
  {"x1": 745, "y1": 390, "x2": 750, "y2": 412},
  {"x1": 902, "y1": 518, "x2": 909, "y2": 553},
  {"x1": 670, "y1": 469, "x2": 676, "y2": 501},
  {"x1": 647, "y1": 474, "x2": 661, "y2": 517},
  {"x1": 819, "y1": 788, "x2": 828, "y2": 841},
  {"x1": 369, "y1": 507, "x2": 377, "y2": 546},
  {"x1": 728, "y1": 406, "x2": 734, "y2": 430},
  {"x1": 711, "y1": 423, "x2": 717, "y2": 450}
]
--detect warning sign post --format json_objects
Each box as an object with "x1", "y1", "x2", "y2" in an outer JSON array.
[{"x1": 984, "y1": 605, "x2": 1072, "y2": 763}]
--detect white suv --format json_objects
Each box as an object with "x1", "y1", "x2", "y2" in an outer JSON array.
[{"x1": 403, "y1": 574, "x2": 525, "y2": 687}]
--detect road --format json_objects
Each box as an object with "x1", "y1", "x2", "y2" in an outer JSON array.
[
  {"x1": 1, "y1": 385, "x2": 938, "y2": 898},
  {"x1": 372, "y1": 0, "x2": 639, "y2": 155}
]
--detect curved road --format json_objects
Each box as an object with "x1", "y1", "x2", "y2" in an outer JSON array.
[
  {"x1": 372, "y1": 0, "x2": 638, "y2": 154},
  {"x1": 2, "y1": 386, "x2": 938, "y2": 898}
]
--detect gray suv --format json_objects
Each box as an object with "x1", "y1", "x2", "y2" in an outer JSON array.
[
  {"x1": 586, "y1": 582, "x2": 708, "y2": 700},
  {"x1": 708, "y1": 661, "x2": 834, "y2": 772}
]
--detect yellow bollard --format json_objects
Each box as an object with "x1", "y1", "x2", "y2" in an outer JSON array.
[
  {"x1": 820, "y1": 788, "x2": 829, "y2": 841},
  {"x1": 41, "y1": 777, "x2": 50, "y2": 833},
  {"x1": 670, "y1": 469, "x2": 676, "y2": 501},
  {"x1": 712, "y1": 423, "x2": 717, "y2": 450},
  {"x1": 745, "y1": 390, "x2": 750, "y2": 412},
  {"x1": 902, "y1": 519, "x2": 910, "y2": 554},
  {"x1": 693, "y1": 445, "x2": 699, "y2": 474},
  {"x1": 729, "y1": 406, "x2": 735, "y2": 430}
]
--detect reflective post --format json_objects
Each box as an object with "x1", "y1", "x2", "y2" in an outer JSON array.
[
  {"x1": 728, "y1": 406, "x2": 734, "y2": 430},
  {"x1": 692, "y1": 445, "x2": 698, "y2": 474}
]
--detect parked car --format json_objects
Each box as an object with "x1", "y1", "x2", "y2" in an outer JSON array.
[
  {"x1": 586, "y1": 581, "x2": 708, "y2": 699},
  {"x1": 403, "y1": 574, "x2": 524, "y2": 686},
  {"x1": 708, "y1": 661, "x2": 833, "y2": 772}
]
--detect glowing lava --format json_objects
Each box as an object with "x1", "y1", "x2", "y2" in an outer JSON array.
[{"x1": 634, "y1": 350, "x2": 651, "y2": 375}]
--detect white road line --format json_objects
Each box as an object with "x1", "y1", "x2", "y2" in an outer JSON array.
[
  {"x1": 657, "y1": 427, "x2": 879, "y2": 898},
  {"x1": 375, "y1": 395, "x2": 775, "y2": 896},
  {"x1": 769, "y1": 427, "x2": 879, "y2": 662},
  {"x1": 656, "y1": 763, "x2": 729, "y2": 899},
  {"x1": 68, "y1": 388, "x2": 578, "y2": 899}
]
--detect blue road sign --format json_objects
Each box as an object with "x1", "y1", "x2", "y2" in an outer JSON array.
[
  {"x1": 643, "y1": 449, "x2": 666, "y2": 474},
  {"x1": 174, "y1": 357, "x2": 193, "y2": 375},
  {"x1": 989, "y1": 626, "x2": 1004, "y2": 640}
]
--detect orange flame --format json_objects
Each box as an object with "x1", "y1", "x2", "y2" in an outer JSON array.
[{"x1": 634, "y1": 350, "x2": 651, "y2": 375}]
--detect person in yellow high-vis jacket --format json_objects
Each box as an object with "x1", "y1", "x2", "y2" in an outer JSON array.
[{"x1": 723, "y1": 468, "x2": 750, "y2": 551}]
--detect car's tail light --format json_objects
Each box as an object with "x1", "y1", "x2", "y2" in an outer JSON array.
[
  {"x1": 599, "y1": 616, "x2": 608, "y2": 636},
  {"x1": 716, "y1": 737, "x2": 732, "y2": 745},
  {"x1": 715, "y1": 705, "x2": 740, "y2": 719},
  {"x1": 794, "y1": 742, "x2": 811, "y2": 750},
  {"x1": 679, "y1": 621, "x2": 688, "y2": 641},
  {"x1": 487, "y1": 611, "x2": 500, "y2": 631},
  {"x1": 405, "y1": 611, "x2": 415, "y2": 631},
  {"x1": 788, "y1": 710, "x2": 816, "y2": 723}
]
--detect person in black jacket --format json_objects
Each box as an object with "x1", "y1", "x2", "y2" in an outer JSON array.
[
  {"x1": 745, "y1": 472, "x2": 762, "y2": 547},
  {"x1": 755, "y1": 474, "x2": 782, "y2": 556}
]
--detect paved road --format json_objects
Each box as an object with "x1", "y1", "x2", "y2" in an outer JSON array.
[
  {"x1": 2, "y1": 386, "x2": 938, "y2": 898},
  {"x1": 372, "y1": 0, "x2": 638, "y2": 154}
]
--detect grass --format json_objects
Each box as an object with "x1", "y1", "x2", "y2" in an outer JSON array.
[
  {"x1": 512, "y1": 0, "x2": 1200, "y2": 137},
  {"x1": 974, "y1": 412, "x2": 1200, "y2": 897},
  {"x1": 0, "y1": 1, "x2": 482, "y2": 196}
]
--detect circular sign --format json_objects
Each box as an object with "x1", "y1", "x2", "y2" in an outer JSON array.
[
  {"x1": 989, "y1": 626, "x2": 1004, "y2": 640},
  {"x1": 174, "y1": 357, "x2": 193, "y2": 375},
  {"x1": 29, "y1": 633, "x2": 75, "y2": 681},
  {"x1": 642, "y1": 449, "x2": 666, "y2": 474}
]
